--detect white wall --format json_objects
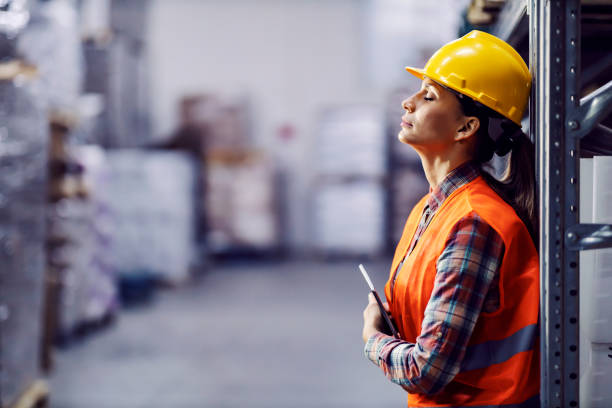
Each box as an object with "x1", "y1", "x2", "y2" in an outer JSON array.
[
  {"x1": 147, "y1": 0, "x2": 374, "y2": 141},
  {"x1": 147, "y1": 0, "x2": 378, "y2": 249}
]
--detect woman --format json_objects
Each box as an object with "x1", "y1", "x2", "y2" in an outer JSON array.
[{"x1": 362, "y1": 30, "x2": 540, "y2": 407}]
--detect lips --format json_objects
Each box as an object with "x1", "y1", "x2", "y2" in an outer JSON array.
[{"x1": 401, "y1": 118, "x2": 413, "y2": 128}]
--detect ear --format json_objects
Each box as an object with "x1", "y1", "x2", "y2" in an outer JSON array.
[{"x1": 455, "y1": 116, "x2": 480, "y2": 142}]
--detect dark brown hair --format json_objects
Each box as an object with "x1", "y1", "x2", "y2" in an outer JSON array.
[{"x1": 452, "y1": 90, "x2": 538, "y2": 244}]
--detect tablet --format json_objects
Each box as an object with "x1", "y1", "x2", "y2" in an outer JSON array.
[{"x1": 359, "y1": 264, "x2": 400, "y2": 339}]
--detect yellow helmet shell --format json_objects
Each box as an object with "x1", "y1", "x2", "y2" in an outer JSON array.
[{"x1": 405, "y1": 30, "x2": 531, "y2": 126}]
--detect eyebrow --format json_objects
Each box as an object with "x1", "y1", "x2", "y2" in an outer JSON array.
[{"x1": 422, "y1": 82, "x2": 439, "y2": 95}]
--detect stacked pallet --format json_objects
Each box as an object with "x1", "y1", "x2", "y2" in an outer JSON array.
[
  {"x1": 105, "y1": 150, "x2": 197, "y2": 285},
  {"x1": 0, "y1": 61, "x2": 48, "y2": 407},
  {"x1": 310, "y1": 105, "x2": 387, "y2": 257}
]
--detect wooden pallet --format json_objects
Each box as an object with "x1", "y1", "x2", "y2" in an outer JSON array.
[{"x1": 9, "y1": 380, "x2": 49, "y2": 408}]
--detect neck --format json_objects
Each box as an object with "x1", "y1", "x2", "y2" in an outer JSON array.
[{"x1": 417, "y1": 151, "x2": 472, "y2": 188}]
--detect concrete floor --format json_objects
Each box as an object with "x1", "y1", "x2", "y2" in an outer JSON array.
[{"x1": 47, "y1": 259, "x2": 406, "y2": 408}]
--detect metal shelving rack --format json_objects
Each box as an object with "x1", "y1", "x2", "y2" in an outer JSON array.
[
  {"x1": 531, "y1": 0, "x2": 612, "y2": 406},
  {"x1": 530, "y1": 1, "x2": 580, "y2": 405},
  {"x1": 492, "y1": 0, "x2": 612, "y2": 406}
]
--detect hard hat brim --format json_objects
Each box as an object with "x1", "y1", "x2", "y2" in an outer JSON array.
[{"x1": 405, "y1": 66, "x2": 425, "y2": 80}]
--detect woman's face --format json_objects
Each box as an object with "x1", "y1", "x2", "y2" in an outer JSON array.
[{"x1": 398, "y1": 77, "x2": 468, "y2": 154}]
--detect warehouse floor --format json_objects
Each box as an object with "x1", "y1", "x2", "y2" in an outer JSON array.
[{"x1": 47, "y1": 259, "x2": 406, "y2": 408}]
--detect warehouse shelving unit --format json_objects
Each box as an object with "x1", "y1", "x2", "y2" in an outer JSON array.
[
  {"x1": 490, "y1": 0, "x2": 612, "y2": 405},
  {"x1": 531, "y1": 0, "x2": 612, "y2": 406}
]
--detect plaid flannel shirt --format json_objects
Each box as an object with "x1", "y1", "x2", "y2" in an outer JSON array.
[{"x1": 365, "y1": 161, "x2": 505, "y2": 395}]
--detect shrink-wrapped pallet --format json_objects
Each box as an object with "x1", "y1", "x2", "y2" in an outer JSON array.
[
  {"x1": 0, "y1": 62, "x2": 48, "y2": 407},
  {"x1": 205, "y1": 151, "x2": 279, "y2": 252},
  {"x1": 311, "y1": 180, "x2": 386, "y2": 256},
  {"x1": 310, "y1": 105, "x2": 387, "y2": 256},
  {"x1": 314, "y1": 105, "x2": 386, "y2": 178},
  {"x1": 105, "y1": 150, "x2": 196, "y2": 284},
  {"x1": 76, "y1": 145, "x2": 118, "y2": 323},
  {"x1": 17, "y1": 0, "x2": 83, "y2": 113}
]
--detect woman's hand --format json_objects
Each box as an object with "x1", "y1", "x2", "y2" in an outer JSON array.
[{"x1": 362, "y1": 293, "x2": 391, "y2": 343}]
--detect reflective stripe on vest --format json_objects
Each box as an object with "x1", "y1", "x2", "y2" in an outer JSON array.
[
  {"x1": 410, "y1": 394, "x2": 541, "y2": 408},
  {"x1": 461, "y1": 323, "x2": 538, "y2": 372}
]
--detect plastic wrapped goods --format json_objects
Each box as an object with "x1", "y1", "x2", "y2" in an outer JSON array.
[
  {"x1": 205, "y1": 151, "x2": 279, "y2": 253},
  {"x1": 171, "y1": 95, "x2": 252, "y2": 152},
  {"x1": 105, "y1": 150, "x2": 196, "y2": 284},
  {"x1": 0, "y1": 0, "x2": 30, "y2": 39},
  {"x1": 75, "y1": 145, "x2": 118, "y2": 323},
  {"x1": 0, "y1": 67, "x2": 48, "y2": 407},
  {"x1": 110, "y1": 0, "x2": 149, "y2": 42},
  {"x1": 106, "y1": 35, "x2": 150, "y2": 146},
  {"x1": 79, "y1": 0, "x2": 111, "y2": 39},
  {"x1": 47, "y1": 197, "x2": 95, "y2": 337},
  {"x1": 45, "y1": 147, "x2": 116, "y2": 343},
  {"x1": 314, "y1": 105, "x2": 386, "y2": 178},
  {"x1": 312, "y1": 180, "x2": 385, "y2": 256},
  {"x1": 17, "y1": 0, "x2": 83, "y2": 113}
]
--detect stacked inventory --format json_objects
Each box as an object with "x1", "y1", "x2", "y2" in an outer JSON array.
[
  {"x1": 17, "y1": 0, "x2": 123, "y2": 368},
  {"x1": 206, "y1": 151, "x2": 279, "y2": 253},
  {"x1": 75, "y1": 146, "x2": 117, "y2": 324},
  {"x1": 46, "y1": 143, "x2": 118, "y2": 346},
  {"x1": 0, "y1": 57, "x2": 48, "y2": 407},
  {"x1": 79, "y1": 0, "x2": 151, "y2": 147},
  {"x1": 310, "y1": 105, "x2": 387, "y2": 256},
  {"x1": 183, "y1": 95, "x2": 281, "y2": 255},
  {"x1": 579, "y1": 157, "x2": 612, "y2": 407},
  {"x1": 106, "y1": 0, "x2": 151, "y2": 147},
  {"x1": 105, "y1": 150, "x2": 197, "y2": 285},
  {"x1": 0, "y1": 2, "x2": 50, "y2": 406},
  {"x1": 47, "y1": 184, "x2": 95, "y2": 342},
  {"x1": 18, "y1": 0, "x2": 83, "y2": 114}
]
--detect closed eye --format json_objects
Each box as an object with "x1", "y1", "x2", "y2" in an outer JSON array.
[{"x1": 424, "y1": 97, "x2": 434, "y2": 101}]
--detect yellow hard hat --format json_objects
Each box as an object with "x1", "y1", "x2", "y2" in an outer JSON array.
[{"x1": 405, "y1": 30, "x2": 531, "y2": 126}]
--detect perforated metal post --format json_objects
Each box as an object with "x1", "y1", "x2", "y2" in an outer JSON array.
[{"x1": 530, "y1": 0, "x2": 581, "y2": 406}]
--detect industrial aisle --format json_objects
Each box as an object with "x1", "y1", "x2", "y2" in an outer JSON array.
[{"x1": 47, "y1": 260, "x2": 405, "y2": 408}]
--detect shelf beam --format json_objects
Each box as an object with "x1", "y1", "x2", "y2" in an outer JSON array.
[
  {"x1": 572, "y1": 80, "x2": 612, "y2": 139},
  {"x1": 582, "y1": 52, "x2": 612, "y2": 86},
  {"x1": 566, "y1": 223, "x2": 612, "y2": 251},
  {"x1": 582, "y1": 124, "x2": 612, "y2": 156}
]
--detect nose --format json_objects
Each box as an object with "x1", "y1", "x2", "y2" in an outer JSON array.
[{"x1": 402, "y1": 97, "x2": 415, "y2": 113}]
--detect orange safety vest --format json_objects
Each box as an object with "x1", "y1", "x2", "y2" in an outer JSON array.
[{"x1": 384, "y1": 175, "x2": 540, "y2": 407}]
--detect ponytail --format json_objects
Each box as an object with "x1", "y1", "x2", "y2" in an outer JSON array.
[
  {"x1": 452, "y1": 89, "x2": 538, "y2": 245},
  {"x1": 478, "y1": 127, "x2": 538, "y2": 245}
]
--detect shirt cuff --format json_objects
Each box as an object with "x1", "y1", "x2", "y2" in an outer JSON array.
[{"x1": 364, "y1": 332, "x2": 396, "y2": 366}]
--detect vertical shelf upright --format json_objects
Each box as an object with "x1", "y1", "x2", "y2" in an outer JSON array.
[{"x1": 531, "y1": 0, "x2": 612, "y2": 406}]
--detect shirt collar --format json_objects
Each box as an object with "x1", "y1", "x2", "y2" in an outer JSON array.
[{"x1": 427, "y1": 161, "x2": 480, "y2": 212}]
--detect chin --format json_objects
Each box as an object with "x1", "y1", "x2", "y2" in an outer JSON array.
[{"x1": 397, "y1": 131, "x2": 413, "y2": 145}]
